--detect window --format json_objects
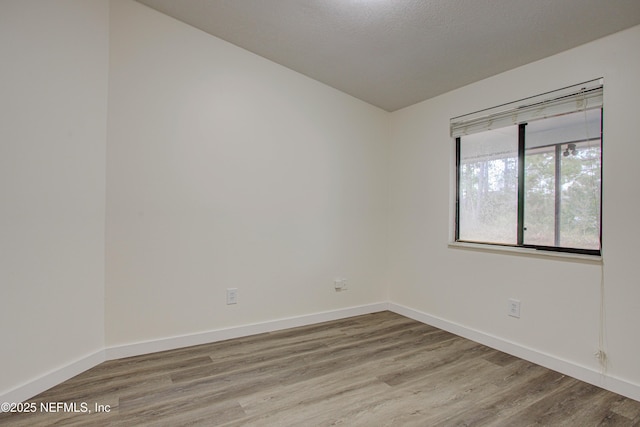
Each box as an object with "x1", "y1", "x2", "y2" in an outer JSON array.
[{"x1": 452, "y1": 80, "x2": 602, "y2": 256}]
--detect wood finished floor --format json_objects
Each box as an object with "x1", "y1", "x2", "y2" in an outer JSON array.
[{"x1": 2, "y1": 311, "x2": 640, "y2": 426}]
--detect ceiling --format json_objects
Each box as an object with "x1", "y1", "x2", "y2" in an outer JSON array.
[{"x1": 135, "y1": 0, "x2": 640, "y2": 112}]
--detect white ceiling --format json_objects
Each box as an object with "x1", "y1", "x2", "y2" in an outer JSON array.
[{"x1": 135, "y1": 0, "x2": 640, "y2": 112}]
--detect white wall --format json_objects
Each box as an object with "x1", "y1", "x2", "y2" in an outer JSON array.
[
  {"x1": 4, "y1": 0, "x2": 640, "y2": 404},
  {"x1": 0, "y1": 0, "x2": 108, "y2": 399},
  {"x1": 105, "y1": 0, "x2": 389, "y2": 347},
  {"x1": 388, "y1": 25, "x2": 640, "y2": 397}
]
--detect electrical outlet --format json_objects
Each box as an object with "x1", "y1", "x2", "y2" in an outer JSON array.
[
  {"x1": 334, "y1": 278, "x2": 348, "y2": 291},
  {"x1": 226, "y1": 288, "x2": 238, "y2": 305},
  {"x1": 508, "y1": 298, "x2": 521, "y2": 318}
]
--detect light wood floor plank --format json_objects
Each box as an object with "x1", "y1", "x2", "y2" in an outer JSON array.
[{"x1": 2, "y1": 311, "x2": 639, "y2": 426}]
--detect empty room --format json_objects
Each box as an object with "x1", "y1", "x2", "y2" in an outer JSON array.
[{"x1": 2, "y1": 0, "x2": 640, "y2": 425}]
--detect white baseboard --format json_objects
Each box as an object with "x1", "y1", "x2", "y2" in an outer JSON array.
[
  {"x1": 105, "y1": 302, "x2": 390, "y2": 360},
  {"x1": 6, "y1": 301, "x2": 639, "y2": 408},
  {"x1": 0, "y1": 350, "x2": 105, "y2": 410},
  {"x1": 3, "y1": 303, "x2": 388, "y2": 406},
  {"x1": 388, "y1": 302, "x2": 640, "y2": 402}
]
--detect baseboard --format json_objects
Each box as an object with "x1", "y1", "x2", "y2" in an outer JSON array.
[
  {"x1": 105, "y1": 302, "x2": 390, "y2": 360},
  {"x1": 7, "y1": 301, "x2": 638, "y2": 407},
  {"x1": 3, "y1": 303, "x2": 387, "y2": 406},
  {"x1": 0, "y1": 350, "x2": 105, "y2": 410},
  {"x1": 388, "y1": 302, "x2": 640, "y2": 402}
]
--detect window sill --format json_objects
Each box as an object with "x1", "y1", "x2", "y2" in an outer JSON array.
[{"x1": 448, "y1": 241, "x2": 602, "y2": 264}]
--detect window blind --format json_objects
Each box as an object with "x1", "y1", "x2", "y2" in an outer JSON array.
[{"x1": 450, "y1": 78, "x2": 603, "y2": 138}]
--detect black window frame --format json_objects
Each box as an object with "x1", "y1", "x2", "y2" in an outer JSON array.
[{"x1": 455, "y1": 110, "x2": 603, "y2": 257}]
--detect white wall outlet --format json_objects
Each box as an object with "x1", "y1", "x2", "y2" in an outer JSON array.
[
  {"x1": 508, "y1": 298, "x2": 521, "y2": 318},
  {"x1": 226, "y1": 288, "x2": 238, "y2": 305},
  {"x1": 334, "y1": 278, "x2": 348, "y2": 291}
]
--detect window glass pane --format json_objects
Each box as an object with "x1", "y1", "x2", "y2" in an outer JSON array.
[
  {"x1": 523, "y1": 145, "x2": 555, "y2": 246},
  {"x1": 459, "y1": 127, "x2": 518, "y2": 244},
  {"x1": 560, "y1": 139, "x2": 601, "y2": 249},
  {"x1": 524, "y1": 109, "x2": 601, "y2": 250}
]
